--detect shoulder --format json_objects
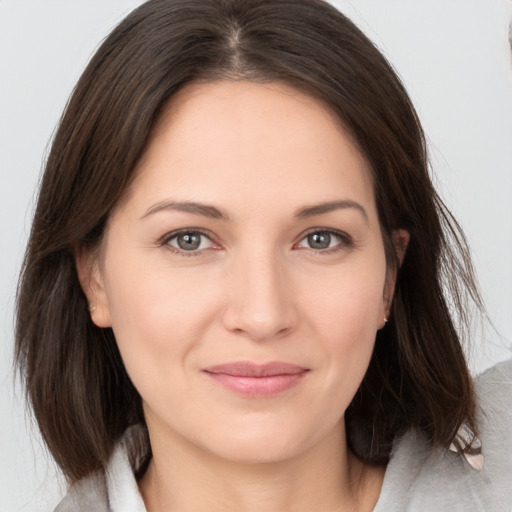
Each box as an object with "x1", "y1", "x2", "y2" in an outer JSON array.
[
  {"x1": 375, "y1": 359, "x2": 512, "y2": 512},
  {"x1": 475, "y1": 357, "x2": 512, "y2": 411},
  {"x1": 53, "y1": 425, "x2": 149, "y2": 512},
  {"x1": 53, "y1": 471, "x2": 109, "y2": 512},
  {"x1": 472, "y1": 358, "x2": 512, "y2": 506}
]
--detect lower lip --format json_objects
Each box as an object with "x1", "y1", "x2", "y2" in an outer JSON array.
[{"x1": 204, "y1": 372, "x2": 307, "y2": 397}]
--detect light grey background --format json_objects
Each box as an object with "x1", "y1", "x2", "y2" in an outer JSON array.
[{"x1": 1, "y1": 1, "x2": 511, "y2": 510}]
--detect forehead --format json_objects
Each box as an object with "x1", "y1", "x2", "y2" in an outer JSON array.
[{"x1": 122, "y1": 80, "x2": 375, "y2": 217}]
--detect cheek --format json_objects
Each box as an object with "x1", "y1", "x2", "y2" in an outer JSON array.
[
  {"x1": 322, "y1": 289, "x2": 381, "y2": 374},
  {"x1": 104, "y1": 248, "x2": 216, "y2": 331},
  {"x1": 301, "y1": 261, "x2": 386, "y2": 391},
  {"x1": 101, "y1": 255, "x2": 220, "y2": 387},
  {"x1": 305, "y1": 260, "x2": 386, "y2": 337}
]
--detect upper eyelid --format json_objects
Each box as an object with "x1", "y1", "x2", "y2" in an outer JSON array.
[
  {"x1": 293, "y1": 228, "x2": 354, "y2": 252},
  {"x1": 159, "y1": 227, "x2": 216, "y2": 245},
  {"x1": 295, "y1": 227, "x2": 351, "y2": 242},
  {"x1": 160, "y1": 229, "x2": 220, "y2": 258}
]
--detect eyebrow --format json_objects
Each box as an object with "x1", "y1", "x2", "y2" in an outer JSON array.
[
  {"x1": 140, "y1": 201, "x2": 228, "y2": 220},
  {"x1": 295, "y1": 200, "x2": 368, "y2": 223},
  {"x1": 140, "y1": 199, "x2": 368, "y2": 223}
]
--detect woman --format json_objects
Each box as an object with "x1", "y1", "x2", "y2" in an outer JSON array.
[{"x1": 15, "y1": 0, "x2": 512, "y2": 510}]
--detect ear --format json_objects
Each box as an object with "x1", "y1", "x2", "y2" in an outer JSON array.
[
  {"x1": 392, "y1": 228, "x2": 410, "y2": 267},
  {"x1": 382, "y1": 229, "x2": 410, "y2": 323},
  {"x1": 74, "y1": 246, "x2": 112, "y2": 328}
]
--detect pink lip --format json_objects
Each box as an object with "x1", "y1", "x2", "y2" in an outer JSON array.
[{"x1": 202, "y1": 361, "x2": 309, "y2": 397}]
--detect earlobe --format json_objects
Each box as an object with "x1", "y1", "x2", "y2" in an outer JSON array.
[{"x1": 74, "y1": 246, "x2": 112, "y2": 328}]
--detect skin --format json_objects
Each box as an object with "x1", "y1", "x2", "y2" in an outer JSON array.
[{"x1": 78, "y1": 80, "x2": 408, "y2": 512}]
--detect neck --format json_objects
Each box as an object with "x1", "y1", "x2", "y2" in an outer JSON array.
[{"x1": 139, "y1": 422, "x2": 385, "y2": 512}]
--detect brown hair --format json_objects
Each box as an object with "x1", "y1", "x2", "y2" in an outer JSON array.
[{"x1": 16, "y1": 0, "x2": 481, "y2": 482}]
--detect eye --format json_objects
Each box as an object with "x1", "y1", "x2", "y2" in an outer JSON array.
[
  {"x1": 165, "y1": 230, "x2": 215, "y2": 252},
  {"x1": 296, "y1": 230, "x2": 350, "y2": 251}
]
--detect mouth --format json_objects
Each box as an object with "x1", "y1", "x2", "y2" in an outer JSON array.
[{"x1": 202, "y1": 361, "x2": 309, "y2": 397}]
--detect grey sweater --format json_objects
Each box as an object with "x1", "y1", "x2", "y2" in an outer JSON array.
[{"x1": 55, "y1": 359, "x2": 512, "y2": 511}]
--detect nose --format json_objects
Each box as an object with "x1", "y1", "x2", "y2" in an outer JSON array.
[{"x1": 221, "y1": 248, "x2": 298, "y2": 341}]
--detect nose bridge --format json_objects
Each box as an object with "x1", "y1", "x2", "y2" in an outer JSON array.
[{"x1": 223, "y1": 243, "x2": 296, "y2": 340}]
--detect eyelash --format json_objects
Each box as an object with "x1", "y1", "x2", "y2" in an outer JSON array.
[
  {"x1": 158, "y1": 228, "x2": 354, "y2": 257},
  {"x1": 159, "y1": 228, "x2": 219, "y2": 257},
  {"x1": 295, "y1": 228, "x2": 355, "y2": 255}
]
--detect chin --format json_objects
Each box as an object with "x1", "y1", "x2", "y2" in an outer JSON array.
[
  {"x1": 196, "y1": 420, "x2": 329, "y2": 466},
  {"x1": 212, "y1": 437, "x2": 306, "y2": 465}
]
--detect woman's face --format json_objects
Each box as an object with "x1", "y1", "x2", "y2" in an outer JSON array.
[{"x1": 84, "y1": 80, "x2": 398, "y2": 464}]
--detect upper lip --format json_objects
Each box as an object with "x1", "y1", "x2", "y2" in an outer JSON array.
[{"x1": 202, "y1": 361, "x2": 308, "y2": 377}]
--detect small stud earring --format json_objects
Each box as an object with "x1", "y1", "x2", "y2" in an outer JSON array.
[
  {"x1": 89, "y1": 305, "x2": 96, "y2": 313},
  {"x1": 384, "y1": 317, "x2": 389, "y2": 323}
]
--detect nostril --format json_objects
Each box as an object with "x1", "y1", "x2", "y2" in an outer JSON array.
[{"x1": 221, "y1": 305, "x2": 297, "y2": 341}]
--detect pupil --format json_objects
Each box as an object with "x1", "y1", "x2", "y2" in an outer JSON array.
[
  {"x1": 178, "y1": 233, "x2": 201, "y2": 250},
  {"x1": 308, "y1": 232, "x2": 330, "y2": 249}
]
